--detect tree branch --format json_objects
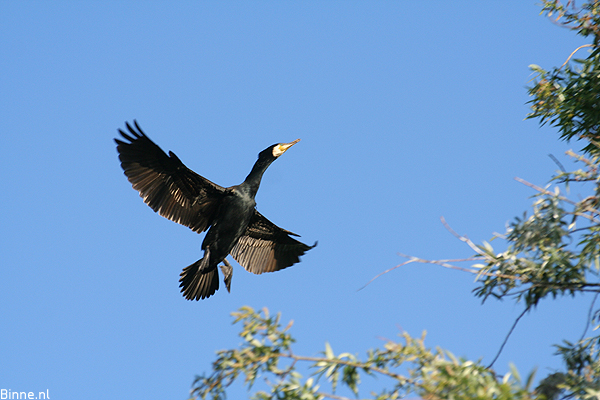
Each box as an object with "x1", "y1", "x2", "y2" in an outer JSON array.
[
  {"x1": 440, "y1": 216, "x2": 488, "y2": 257},
  {"x1": 487, "y1": 305, "x2": 532, "y2": 369},
  {"x1": 286, "y1": 352, "x2": 411, "y2": 384},
  {"x1": 559, "y1": 44, "x2": 594, "y2": 70},
  {"x1": 514, "y1": 176, "x2": 600, "y2": 223}
]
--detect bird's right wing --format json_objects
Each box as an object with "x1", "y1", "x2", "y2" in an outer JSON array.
[
  {"x1": 115, "y1": 120, "x2": 226, "y2": 233},
  {"x1": 230, "y1": 210, "x2": 316, "y2": 274}
]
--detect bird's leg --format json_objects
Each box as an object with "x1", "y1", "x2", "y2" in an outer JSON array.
[{"x1": 219, "y1": 259, "x2": 233, "y2": 293}]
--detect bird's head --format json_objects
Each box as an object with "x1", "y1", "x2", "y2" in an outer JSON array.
[
  {"x1": 260, "y1": 139, "x2": 301, "y2": 160},
  {"x1": 245, "y1": 138, "x2": 302, "y2": 192}
]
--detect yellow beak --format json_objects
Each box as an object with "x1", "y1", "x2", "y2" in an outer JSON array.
[{"x1": 274, "y1": 139, "x2": 300, "y2": 157}]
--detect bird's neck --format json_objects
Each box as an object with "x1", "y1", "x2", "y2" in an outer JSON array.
[{"x1": 243, "y1": 158, "x2": 274, "y2": 197}]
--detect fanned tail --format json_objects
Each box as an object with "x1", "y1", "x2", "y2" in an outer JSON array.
[{"x1": 179, "y1": 252, "x2": 219, "y2": 300}]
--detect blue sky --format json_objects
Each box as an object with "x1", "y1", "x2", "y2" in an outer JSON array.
[{"x1": 0, "y1": 2, "x2": 593, "y2": 399}]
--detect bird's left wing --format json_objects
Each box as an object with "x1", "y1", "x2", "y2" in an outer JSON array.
[
  {"x1": 115, "y1": 120, "x2": 227, "y2": 233},
  {"x1": 230, "y1": 210, "x2": 316, "y2": 274}
]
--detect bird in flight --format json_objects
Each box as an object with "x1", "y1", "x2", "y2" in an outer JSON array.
[{"x1": 115, "y1": 121, "x2": 316, "y2": 300}]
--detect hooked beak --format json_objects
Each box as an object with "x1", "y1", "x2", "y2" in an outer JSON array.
[{"x1": 274, "y1": 139, "x2": 300, "y2": 157}]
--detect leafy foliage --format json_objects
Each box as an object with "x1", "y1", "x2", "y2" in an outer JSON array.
[
  {"x1": 190, "y1": 306, "x2": 535, "y2": 400},
  {"x1": 528, "y1": 2, "x2": 600, "y2": 155}
]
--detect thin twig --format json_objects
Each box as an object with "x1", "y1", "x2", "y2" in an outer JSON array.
[
  {"x1": 507, "y1": 282, "x2": 600, "y2": 298},
  {"x1": 286, "y1": 352, "x2": 410, "y2": 383},
  {"x1": 359, "y1": 217, "x2": 528, "y2": 291},
  {"x1": 580, "y1": 292, "x2": 600, "y2": 342},
  {"x1": 395, "y1": 253, "x2": 524, "y2": 281},
  {"x1": 549, "y1": 153, "x2": 566, "y2": 173},
  {"x1": 514, "y1": 177, "x2": 600, "y2": 224},
  {"x1": 565, "y1": 149, "x2": 599, "y2": 169},
  {"x1": 357, "y1": 258, "x2": 420, "y2": 291},
  {"x1": 396, "y1": 254, "x2": 482, "y2": 270},
  {"x1": 440, "y1": 216, "x2": 487, "y2": 257},
  {"x1": 487, "y1": 305, "x2": 532, "y2": 369},
  {"x1": 515, "y1": 176, "x2": 576, "y2": 205},
  {"x1": 559, "y1": 44, "x2": 594, "y2": 70},
  {"x1": 358, "y1": 253, "x2": 524, "y2": 292}
]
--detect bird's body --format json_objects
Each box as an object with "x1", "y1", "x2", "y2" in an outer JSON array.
[{"x1": 115, "y1": 121, "x2": 315, "y2": 300}]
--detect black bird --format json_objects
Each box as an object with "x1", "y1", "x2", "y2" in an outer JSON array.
[{"x1": 115, "y1": 121, "x2": 316, "y2": 300}]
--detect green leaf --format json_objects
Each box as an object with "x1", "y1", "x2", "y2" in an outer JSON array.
[{"x1": 324, "y1": 342, "x2": 334, "y2": 359}]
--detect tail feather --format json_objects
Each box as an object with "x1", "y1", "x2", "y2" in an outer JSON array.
[{"x1": 179, "y1": 254, "x2": 219, "y2": 300}]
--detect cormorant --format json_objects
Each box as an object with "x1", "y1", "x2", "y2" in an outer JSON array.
[{"x1": 115, "y1": 121, "x2": 316, "y2": 300}]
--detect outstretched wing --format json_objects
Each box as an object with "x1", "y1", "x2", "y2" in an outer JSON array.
[
  {"x1": 230, "y1": 210, "x2": 316, "y2": 274},
  {"x1": 115, "y1": 120, "x2": 226, "y2": 233}
]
